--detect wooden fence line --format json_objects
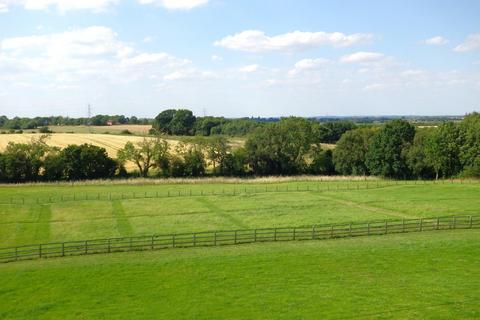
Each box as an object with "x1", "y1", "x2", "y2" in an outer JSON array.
[
  {"x1": 0, "y1": 215, "x2": 478, "y2": 264},
  {"x1": 1, "y1": 179, "x2": 478, "y2": 206}
]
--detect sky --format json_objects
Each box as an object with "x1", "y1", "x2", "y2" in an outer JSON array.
[{"x1": 0, "y1": 0, "x2": 479, "y2": 118}]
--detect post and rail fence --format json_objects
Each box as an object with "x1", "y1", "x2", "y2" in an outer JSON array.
[
  {"x1": 0, "y1": 179, "x2": 478, "y2": 206},
  {"x1": 0, "y1": 215, "x2": 478, "y2": 264}
]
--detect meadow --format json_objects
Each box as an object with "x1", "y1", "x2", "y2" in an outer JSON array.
[{"x1": 0, "y1": 179, "x2": 479, "y2": 319}]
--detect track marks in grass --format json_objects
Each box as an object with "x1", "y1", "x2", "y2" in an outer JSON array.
[
  {"x1": 111, "y1": 201, "x2": 134, "y2": 236},
  {"x1": 313, "y1": 193, "x2": 416, "y2": 219},
  {"x1": 15, "y1": 205, "x2": 52, "y2": 244},
  {"x1": 195, "y1": 197, "x2": 249, "y2": 229}
]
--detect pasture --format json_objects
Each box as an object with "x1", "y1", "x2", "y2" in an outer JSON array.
[{"x1": 0, "y1": 179, "x2": 479, "y2": 319}]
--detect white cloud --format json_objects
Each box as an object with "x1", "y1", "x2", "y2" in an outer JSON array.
[
  {"x1": 0, "y1": 0, "x2": 118, "y2": 13},
  {"x1": 423, "y1": 36, "x2": 448, "y2": 46},
  {"x1": 211, "y1": 54, "x2": 222, "y2": 61},
  {"x1": 454, "y1": 33, "x2": 480, "y2": 52},
  {"x1": 340, "y1": 51, "x2": 385, "y2": 63},
  {"x1": 143, "y1": 36, "x2": 153, "y2": 43},
  {"x1": 288, "y1": 58, "x2": 329, "y2": 75},
  {"x1": 163, "y1": 68, "x2": 215, "y2": 81},
  {"x1": 363, "y1": 83, "x2": 384, "y2": 91},
  {"x1": 214, "y1": 30, "x2": 373, "y2": 52},
  {"x1": 0, "y1": 26, "x2": 196, "y2": 87},
  {"x1": 239, "y1": 64, "x2": 260, "y2": 73},
  {"x1": 138, "y1": 0, "x2": 208, "y2": 10}
]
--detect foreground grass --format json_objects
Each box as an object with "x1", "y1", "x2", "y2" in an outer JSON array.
[
  {"x1": 1, "y1": 181, "x2": 479, "y2": 247},
  {"x1": 0, "y1": 230, "x2": 478, "y2": 319}
]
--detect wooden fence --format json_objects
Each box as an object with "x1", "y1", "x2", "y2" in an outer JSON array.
[
  {"x1": 1, "y1": 179, "x2": 478, "y2": 206},
  {"x1": 0, "y1": 215, "x2": 478, "y2": 264}
]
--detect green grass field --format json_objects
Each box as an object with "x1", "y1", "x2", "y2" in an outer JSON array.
[
  {"x1": 0, "y1": 230, "x2": 478, "y2": 319},
  {"x1": 0, "y1": 179, "x2": 479, "y2": 319}
]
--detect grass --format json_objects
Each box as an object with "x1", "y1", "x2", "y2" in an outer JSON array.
[
  {"x1": 0, "y1": 230, "x2": 478, "y2": 319},
  {"x1": 1, "y1": 179, "x2": 478, "y2": 319},
  {"x1": 0, "y1": 180, "x2": 479, "y2": 247}
]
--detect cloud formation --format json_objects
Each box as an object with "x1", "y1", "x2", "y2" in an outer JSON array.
[
  {"x1": 138, "y1": 0, "x2": 208, "y2": 10},
  {"x1": 340, "y1": 51, "x2": 385, "y2": 63},
  {"x1": 454, "y1": 33, "x2": 480, "y2": 52},
  {"x1": 214, "y1": 30, "x2": 373, "y2": 52},
  {"x1": 423, "y1": 36, "x2": 448, "y2": 45},
  {"x1": 0, "y1": 0, "x2": 118, "y2": 12}
]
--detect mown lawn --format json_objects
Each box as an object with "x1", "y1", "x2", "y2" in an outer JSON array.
[
  {"x1": 0, "y1": 181, "x2": 479, "y2": 247},
  {"x1": 0, "y1": 230, "x2": 479, "y2": 319}
]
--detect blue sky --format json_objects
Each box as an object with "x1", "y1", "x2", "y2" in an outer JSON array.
[{"x1": 0, "y1": 0, "x2": 479, "y2": 118}]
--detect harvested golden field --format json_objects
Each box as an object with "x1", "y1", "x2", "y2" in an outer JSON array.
[
  {"x1": 0, "y1": 133, "x2": 179, "y2": 157},
  {"x1": 47, "y1": 124, "x2": 152, "y2": 135}
]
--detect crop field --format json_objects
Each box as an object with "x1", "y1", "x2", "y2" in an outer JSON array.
[{"x1": 0, "y1": 179, "x2": 479, "y2": 319}]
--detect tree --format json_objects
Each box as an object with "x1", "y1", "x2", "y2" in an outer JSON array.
[
  {"x1": 118, "y1": 137, "x2": 171, "y2": 177},
  {"x1": 333, "y1": 128, "x2": 377, "y2": 175},
  {"x1": 246, "y1": 117, "x2": 313, "y2": 175},
  {"x1": 219, "y1": 147, "x2": 248, "y2": 176},
  {"x1": 59, "y1": 144, "x2": 117, "y2": 180},
  {"x1": 0, "y1": 136, "x2": 50, "y2": 182},
  {"x1": 313, "y1": 121, "x2": 357, "y2": 144},
  {"x1": 458, "y1": 112, "x2": 480, "y2": 176},
  {"x1": 201, "y1": 136, "x2": 230, "y2": 173},
  {"x1": 366, "y1": 119, "x2": 415, "y2": 178},
  {"x1": 152, "y1": 109, "x2": 196, "y2": 135},
  {"x1": 169, "y1": 143, "x2": 205, "y2": 177},
  {"x1": 309, "y1": 146, "x2": 335, "y2": 175},
  {"x1": 195, "y1": 117, "x2": 225, "y2": 136},
  {"x1": 405, "y1": 128, "x2": 436, "y2": 179},
  {"x1": 425, "y1": 122, "x2": 461, "y2": 179},
  {"x1": 153, "y1": 109, "x2": 176, "y2": 134}
]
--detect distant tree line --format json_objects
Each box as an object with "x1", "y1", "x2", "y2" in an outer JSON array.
[
  {"x1": 1, "y1": 112, "x2": 478, "y2": 183},
  {"x1": 0, "y1": 115, "x2": 150, "y2": 130},
  {"x1": 151, "y1": 109, "x2": 357, "y2": 143}
]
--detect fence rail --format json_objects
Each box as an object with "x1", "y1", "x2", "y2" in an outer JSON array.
[
  {"x1": 1, "y1": 179, "x2": 478, "y2": 206},
  {"x1": 1, "y1": 215, "x2": 478, "y2": 263}
]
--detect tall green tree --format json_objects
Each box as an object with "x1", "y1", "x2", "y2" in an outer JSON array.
[
  {"x1": 246, "y1": 117, "x2": 313, "y2": 175},
  {"x1": 60, "y1": 144, "x2": 117, "y2": 180},
  {"x1": 333, "y1": 128, "x2": 377, "y2": 175},
  {"x1": 118, "y1": 138, "x2": 170, "y2": 177},
  {"x1": 366, "y1": 120, "x2": 415, "y2": 178},
  {"x1": 425, "y1": 122, "x2": 461, "y2": 179}
]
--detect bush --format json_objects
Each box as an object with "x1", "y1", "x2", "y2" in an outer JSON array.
[
  {"x1": 39, "y1": 126, "x2": 52, "y2": 133},
  {"x1": 120, "y1": 129, "x2": 132, "y2": 135}
]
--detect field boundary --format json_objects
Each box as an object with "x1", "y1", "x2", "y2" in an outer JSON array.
[
  {"x1": 1, "y1": 215, "x2": 478, "y2": 263},
  {"x1": 1, "y1": 179, "x2": 478, "y2": 206}
]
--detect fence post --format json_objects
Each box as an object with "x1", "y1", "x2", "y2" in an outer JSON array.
[
  {"x1": 367, "y1": 223, "x2": 370, "y2": 235},
  {"x1": 108, "y1": 239, "x2": 111, "y2": 253},
  {"x1": 469, "y1": 216, "x2": 473, "y2": 228},
  {"x1": 151, "y1": 235, "x2": 155, "y2": 249},
  {"x1": 385, "y1": 221, "x2": 388, "y2": 234},
  {"x1": 312, "y1": 225, "x2": 316, "y2": 240},
  {"x1": 436, "y1": 218, "x2": 440, "y2": 230},
  {"x1": 85, "y1": 240, "x2": 88, "y2": 254},
  {"x1": 274, "y1": 228, "x2": 277, "y2": 241},
  {"x1": 349, "y1": 223, "x2": 352, "y2": 236},
  {"x1": 39, "y1": 244, "x2": 42, "y2": 258},
  {"x1": 62, "y1": 242, "x2": 65, "y2": 256},
  {"x1": 15, "y1": 247, "x2": 18, "y2": 261},
  {"x1": 330, "y1": 225, "x2": 334, "y2": 238},
  {"x1": 172, "y1": 234, "x2": 176, "y2": 248},
  {"x1": 193, "y1": 233, "x2": 196, "y2": 247},
  {"x1": 254, "y1": 229, "x2": 257, "y2": 242},
  {"x1": 420, "y1": 218, "x2": 423, "y2": 232},
  {"x1": 214, "y1": 232, "x2": 217, "y2": 246},
  {"x1": 402, "y1": 219, "x2": 405, "y2": 233},
  {"x1": 293, "y1": 228, "x2": 296, "y2": 240},
  {"x1": 234, "y1": 230, "x2": 237, "y2": 244},
  {"x1": 453, "y1": 216, "x2": 456, "y2": 229}
]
